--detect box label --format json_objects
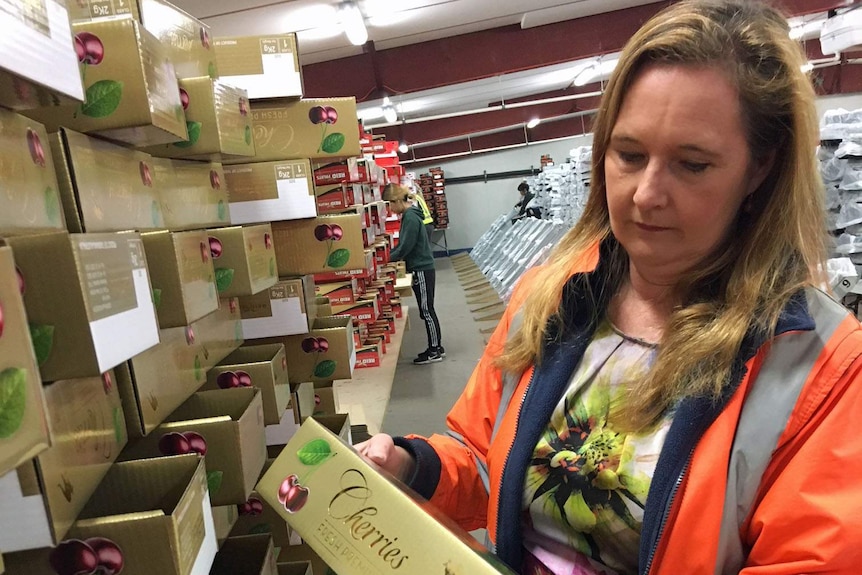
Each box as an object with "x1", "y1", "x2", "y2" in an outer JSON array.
[
  {"x1": 275, "y1": 162, "x2": 312, "y2": 199},
  {"x1": 76, "y1": 237, "x2": 139, "y2": 321}
]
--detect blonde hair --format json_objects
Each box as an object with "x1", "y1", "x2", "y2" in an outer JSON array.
[
  {"x1": 382, "y1": 183, "x2": 412, "y2": 203},
  {"x1": 497, "y1": 0, "x2": 826, "y2": 430}
]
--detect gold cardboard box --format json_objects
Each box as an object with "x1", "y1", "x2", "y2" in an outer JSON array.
[
  {"x1": 271, "y1": 215, "x2": 366, "y2": 276},
  {"x1": 0, "y1": 0, "x2": 84, "y2": 111},
  {"x1": 162, "y1": 160, "x2": 231, "y2": 230},
  {"x1": 50, "y1": 128, "x2": 164, "y2": 233},
  {"x1": 277, "y1": 561, "x2": 312, "y2": 575},
  {"x1": 5, "y1": 231, "x2": 159, "y2": 381},
  {"x1": 257, "y1": 418, "x2": 517, "y2": 575},
  {"x1": 206, "y1": 224, "x2": 277, "y2": 298},
  {"x1": 245, "y1": 98, "x2": 360, "y2": 162},
  {"x1": 212, "y1": 504, "x2": 239, "y2": 547},
  {"x1": 120, "y1": 387, "x2": 267, "y2": 506},
  {"x1": 214, "y1": 34, "x2": 302, "y2": 100},
  {"x1": 230, "y1": 459, "x2": 293, "y2": 548},
  {"x1": 0, "y1": 109, "x2": 66, "y2": 234},
  {"x1": 68, "y1": 0, "x2": 141, "y2": 22},
  {"x1": 277, "y1": 316, "x2": 356, "y2": 384},
  {"x1": 141, "y1": 229, "x2": 219, "y2": 328},
  {"x1": 4, "y1": 455, "x2": 215, "y2": 575},
  {"x1": 287, "y1": 382, "x2": 315, "y2": 425},
  {"x1": 316, "y1": 296, "x2": 332, "y2": 318},
  {"x1": 312, "y1": 385, "x2": 339, "y2": 418},
  {"x1": 0, "y1": 247, "x2": 50, "y2": 477},
  {"x1": 239, "y1": 276, "x2": 316, "y2": 339},
  {"x1": 195, "y1": 297, "x2": 245, "y2": 373},
  {"x1": 138, "y1": 0, "x2": 217, "y2": 80},
  {"x1": 22, "y1": 18, "x2": 188, "y2": 147},
  {"x1": 0, "y1": 371, "x2": 126, "y2": 552},
  {"x1": 211, "y1": 533, "x2": 277, "y2": 575},
  {"x1": 144, "y1": 77, "x2": 254, "y2": 160},
  {"x1": 204, "y1": 344, "x2": 290, "y2": 426},
  {"x1": 222, "y1": 159, "x2": 316, "y2": 226}
]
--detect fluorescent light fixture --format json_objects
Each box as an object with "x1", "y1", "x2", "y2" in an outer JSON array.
[
  {"x1": 398, "y1": 142, "x2": 409, "y2": 153},
  {"x1": 789, "y1": 17, "x2": 825, "y2": 41},
  {"x1": 526, "y1": 117, "x2": 541, "y2": 129},
  {"x1": 357, "y1": 106, "x2": 384, "y2": 121},
  {"x1": 383, "y1": 106, "x2": 398, "y2": 123},
  {"x1": 573, "y1": 57, "x2": 619, "y2": 87},
  {"x1": 800, "y1": 62, "x2": 814, "y2": 73},
  {"x1": 339, "y1": 1, "x2": 368, "y2": 46}
]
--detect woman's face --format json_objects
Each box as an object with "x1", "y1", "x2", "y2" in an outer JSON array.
[{"x1": 604, "y1": 64, "x2": 772, "y2": 285}]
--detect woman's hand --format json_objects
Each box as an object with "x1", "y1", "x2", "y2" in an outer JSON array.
[{"x1": 355, "y1": 434, "x2": 416, "y2": 482}]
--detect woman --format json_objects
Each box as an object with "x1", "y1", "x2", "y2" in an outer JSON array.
[
  {"x1": 383, "y1": 183, "x2": 445, "y2": 364},
  {"x1": 360, "y1": 1, "x2": 862, "y2": 574}
]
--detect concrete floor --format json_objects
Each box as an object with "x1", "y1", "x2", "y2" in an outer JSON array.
[{"x1": 382, "y1": 257, "x2": 490, "y2": 437}]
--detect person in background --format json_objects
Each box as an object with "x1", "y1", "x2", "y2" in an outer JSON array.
[
  {"x1": 359, "y1": 1, "x2": 862, "y2": 574},
  {"x1": 513, "y1": 181, "x2": 536, "y2": 222},
  {"x1": 411, "y1": 187, "x2": 437, "y2": 242},
  {"x1": 383, "y1": 183, "x2": 444, "y2": 365}
]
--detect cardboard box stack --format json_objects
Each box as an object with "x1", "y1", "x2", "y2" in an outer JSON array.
[{"x1": 418, "y1": 167, "x2": 449, "y2": 229}]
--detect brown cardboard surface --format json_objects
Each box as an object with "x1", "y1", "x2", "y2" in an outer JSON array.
[
  {"x1": 276, "y1": 316, "x2": 356, "y2": 384},
  {"x1": 0, "y1": 370, "x2": 125, "y2": 552},
  {"x1": 239, "y1": 276, "x2": 315, "y2": 339},
  {"x1": 244, "y1": 98, "x2": 359, "y2": 162},
  {"x1": 210, "y1": 533, "x2": 277, "y2": 575},
  {"x1": 50, "y1": 128, "x2": 164, "y2": 233},
  {"x1": 315, "y1": 296, "x2": 332, "y2": 317},
  {"x1": 222, "y1": 159, "x2": 316, "y2": 226},
  {"x1": 288, "y1": 382, "x2": 315, "y2": 424},
  {"x1": 277, "y1": 544, "x2": 327, "y2": 575},
  {"x1": 312, "y1": 386, "x2": 338, "y2": 418},
  {"x1": 4, "y1": 231, "x2": 159, "y2": 381},
  {"x1": 258, "y1": 419, "x2": 517, "y2": 575},
  {"x1": 141, "y1": 229, "x2": 219, "y2": 328},
  {"x1": 0, "y1": 247, "x2": 50, "y2": 477},
  {"x1": 138, "y1": 0, "x2": 217, "y2": 80},
  {"x1": 0, "y1": 0, "x2": 84, "y2": 111},
  {"x1": 212, "y1": 504, "x2": 239, "y2": 546},
  {"x1": 203, "y1": 343, "x2": 290, "y2": 425},
  {"x1": 214, "y1": 34, "x2": 302, "y2": 100},
  {"x1": 205, "y1": 224, "x2": 277, "y2": 298},
  {"x1": 0, "y1": 109, "x2": 66, "y2": 234},
  {"x1": 162, "y1": 160, "x2": 230, "y2": 230},
  {"x1": 21, "y1": 18, "x2": 187, "y2": 147},
  {"x1": 271, "y1": 215, "x2": 365, "y2": 276},
  {"x1": 120, "y1": 388, "x2": 266, "y2": 506},
  {"x1": 193, "y1": 297, "x2": 245, "y2": 374},
  {"x1": 144, "y1": 78, "x2": 254, "y2": 160}
]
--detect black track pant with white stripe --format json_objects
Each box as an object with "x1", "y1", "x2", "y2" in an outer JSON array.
[{"x1": 411, "y1": 269, "x2": 442, "y2": 350}]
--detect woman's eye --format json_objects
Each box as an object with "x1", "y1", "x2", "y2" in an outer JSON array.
[
  {"x1": 681, "y1": 161, "x2": 709, "y2": 173},
  {"x1": 617, "y1": 151, "x2": 643, "y2": 164}
]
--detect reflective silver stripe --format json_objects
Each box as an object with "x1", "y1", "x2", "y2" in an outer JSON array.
[
  {"x1": 490, "y1": 312, "x2": 525, "y2": 445},
  {"x1": 715, "y1": 288, "x2": 848, "y2": 575},
  {"x1": 446, "y1": 429, "x2": 491, "y2": 496}
]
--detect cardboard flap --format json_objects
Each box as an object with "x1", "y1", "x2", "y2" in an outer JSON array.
[
  {"x1": 311, "y1": 316, "x2": 352, "y2": 330},
  {"x1": 209, "y1": 533, "x2": 275, "y2": 575},
  {"x1": 220, "y1": 344, "x2": 283, "y2": 366},
  {"x1": 166, "y1": 388, "x2": 257, "y2": 423},
  {"x1": 277, "y1": 562, "x2": 312, "y2": 575}
]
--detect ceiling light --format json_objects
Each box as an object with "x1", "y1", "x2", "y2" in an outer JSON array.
[
  {"x1": 398, "y1": 142, "x2": 409, "y2": 154},
  {"x1": 339, "y1": 1, "x2": 368, "y2": 46},
  {"x1": 573, "y1": 57, "x2": 619, "y2": 87},
  {"x1": 789, "y1": 17, "x2": 825, "y2": 41},
  {"x1": 526, "y1": 118, "x2": 541, "y2": 129},
  {"x1": 800, "y1": 62, "x2": 814, "y2": 73},
  {"x1": 383, "y1": 106, "x2": 398, "y2": 123}
]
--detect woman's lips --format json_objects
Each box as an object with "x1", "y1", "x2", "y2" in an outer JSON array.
[{"x1": 635, "y1": 222, "x2": 671, "y2": 232}]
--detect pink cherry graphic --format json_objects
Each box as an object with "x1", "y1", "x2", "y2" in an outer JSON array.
[
  {"x1": 330, "y1": 225, "x2": 344, "y2": 241},
  {"x1": 314, "y1": 224, "x2": 333, "y2": 241},
  {"x1": 185, "y1": 431, "x2": 208, "y2": 455},
  {"x1": 217, "y1": 371, "x2": 240, "y2": 389},
  {"x1": 158, "y1": 432, "x2": 191, "y2": 455},
  {"x1": 84, "y1": 537, "x2": 124, "y2": 575},
  {"x1": 48, "y1": 539, "x2": 98, "y2": 575}
]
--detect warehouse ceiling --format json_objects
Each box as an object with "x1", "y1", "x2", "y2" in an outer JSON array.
[{"x1": 173, "y1": 0, "x2": 858, "y2": 164}]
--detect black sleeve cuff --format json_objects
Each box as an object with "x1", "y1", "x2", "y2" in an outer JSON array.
[{"x1": 392, "y1": 436, "x2": 441, "y2": 500}]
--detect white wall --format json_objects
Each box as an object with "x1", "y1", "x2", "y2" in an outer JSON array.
[
  {"x1": 423, "y1": 93, "x2": 862, "y2": 253},
  {"x1": 417, "y1": 134, "x2": 593, "y2": 252}
]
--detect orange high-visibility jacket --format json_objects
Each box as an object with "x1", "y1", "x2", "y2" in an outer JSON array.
[{"x1": 396, "y1": 243, "x2": 862, "y2": 574}]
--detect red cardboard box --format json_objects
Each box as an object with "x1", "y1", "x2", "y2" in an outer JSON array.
[{"x1": 314, "y1": 279, "x2": 358, "y2": 305}]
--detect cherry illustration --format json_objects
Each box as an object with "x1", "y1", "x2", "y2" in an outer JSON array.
[
  {"x1": 236, "y1": 370, "x2": 252, "y2": 387},
  {"x1": 308, "y1": 106, "x2": 328, "y2": 125},
  {"x1": 185, "y1": 326, "x2": 196, "y2": 345},
  {"x1": 228, "y1": 299, "x2": 238, "y2": 314},
  {"x1": 16, "y1": 267, "x2": 24, "y2": 295},
  {"x1": 238, "y1": 497, "x2": 264, "y2": 516},
  {"x1": 264, "y1": 233, "x2": 272, "y2": 249},
  {"x1": 84, "y1": 537, "x2": 124, "y2": 575},
  {"x1": 283, "y1": 483, "x2": 309, "y2": 513},
  {"x1": 217, "y1": 371, "x2": 240, "y2": 389},
  {"x1": 185, "y1": 431, "x2": 207, "y2": 455},
  {"x1": 239, "y1": 98, "x2": 248, "y2": 117},
  {"x1": 278, "y1": 474, "x2": 300, "y2": 504},
  {"x1": 210, "y1": 170, "x2": 221, "y2": 189},
  {"x1": 200, "y1": 27, "x2": 210, "y2": 49},
  {"x1": 49, "y1": 539, "x2": 99, "y2": 575},
  {"x1": 101, "y1": 372, "x2": 112, "y2": 395},
  {"x1": 281, "y1": 356, "x2": 287, "y2": 372},
  {"x1": 315, "y1": 394, "x2": 321, "y2": 406},
  {"x1": 0, "y1": 301, "x2": 3, "y2": 339},
  {"x1": 324, "y1": 106, "x2": 338, "y2": 124},
  {"x1": 330, "y1": 225, "x2": 343, "y2": 241},
  {"x1": 314, "y1": 224, "x2": 333, "y2": 241},
  {"x1": 208, "y1": 237, "x2": 222, "y2": 259},
  {"x1": 179, "y1": 88, "x2": 189, "y2": 111},
  {"x1": 27, "y1": 128, "x2": 45, "y2": 167},
  {"x1": 74, "y1": 32, "x2": 104, "y2": 65},
  {"x1": 301, "y1": 337, "x2": 320, "y2": 353},
  {"x1": 317, "y1": 338, "x2": 330, "y2": 352},
  {"x1": 200, "y1": 241, "x2": 209, "y2": 263},
  {"x1": 139, "y1": 160, "x2": 152, "y2": 186},
  {"x1": 158, "y1": 432, "x2": 191, "y2": 455}
]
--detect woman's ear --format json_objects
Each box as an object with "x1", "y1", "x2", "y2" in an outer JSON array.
[{"x1": 746, "y1": 149, "x2": 776, "y2": 196}]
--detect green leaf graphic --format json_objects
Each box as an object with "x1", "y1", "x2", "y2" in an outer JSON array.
[
  {"x1": 248, "y1": 523, "x2": 271, "y2": 535},
  {"x1": 207, "y1": 470, "x2": 224, "y2": 494},
  {"x1": 152, "y1": 288, "x2": 162, "y2": 309},
  {"x1": 151, "y1": 200, "x2": 162, "y2": 226},
  {"x1": 313, "y1": 360, "x2": 337, "y2": 379},
  {"x1": 44, "y1": 187, "x2": 60, "y2": 225},
  {"x1": 0, "y1": 368, "x2": 27, "y2": 438},
  {"x1": 194, "y1": 355, "x2": 202, "y2": 381},
  {"x1": 113, "y1": 407, "x2": 124, "y2": 445},
  {"x1": 244, "y1": 125, "x2": 252, "y2": 146},
  {"x1": 215, "y1": 268, "x2": 235, "y2": 292},
  {"x1": 208, "y1": 61, "x2": 216, "y2": 79},
  {"x1": 326, "y1": 249, "x2": 350, "y2": 268},
  {"x1": 174, "y1": 121, "x2": 202, "y2": 148},
  {"x1": 268, "y1": 258, "x2": 275, "y2": 277},
  {"x1": 29, "y1": 324, "x2": 55, "y2": 366},
  {"x1": 234, "y1": 322, "x2": 243, "y2": 342},
  {"x1": 298, "y1": 438, "x2": 332, "y2": 466},
  {"x1": 81, "y1": 80, "x2": 123, "y2": 118},
  {"x1": 217, "y1": 199, "x2": 227, "y2": 221},
  {"x1": 321, "y1": 133, "x2": 345, "y2": 154}
]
